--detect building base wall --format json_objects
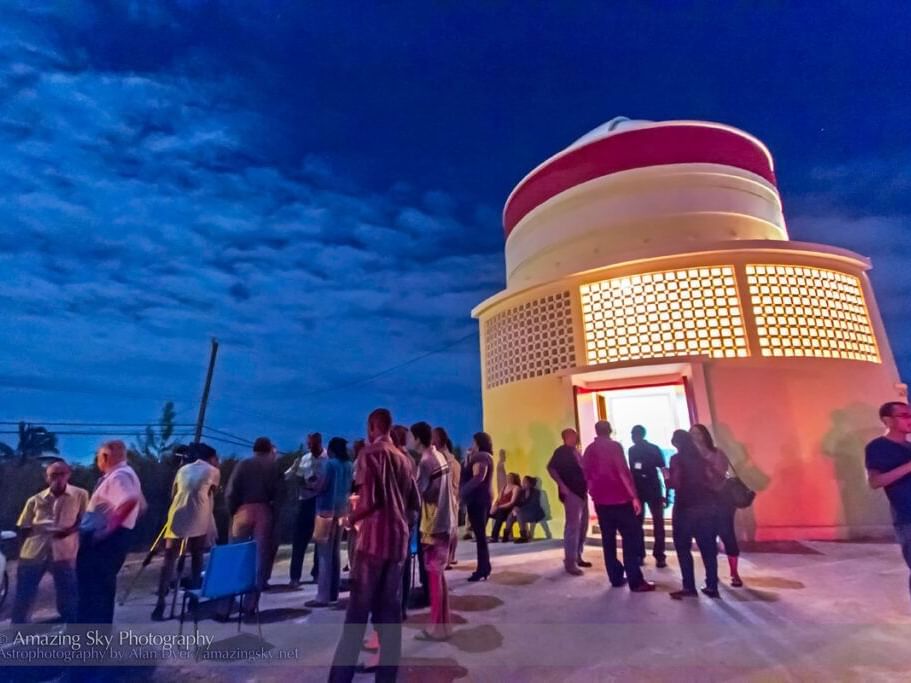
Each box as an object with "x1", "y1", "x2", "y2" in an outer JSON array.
[
  {"x1": 704, "y1": 358, "x2": 901, "y2": 541},
  {"x1": 481, "y1": 358, "x2": 903, "y2": 543}
]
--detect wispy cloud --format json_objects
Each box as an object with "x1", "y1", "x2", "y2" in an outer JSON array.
[{"x1": 0, "y1": 4, "x2": 502, "y2": 455}]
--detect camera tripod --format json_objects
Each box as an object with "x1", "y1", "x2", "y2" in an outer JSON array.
[{"x1": 119, "y1": 522, "x2": 193, "y2": 619}]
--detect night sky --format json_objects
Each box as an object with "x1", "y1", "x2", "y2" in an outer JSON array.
[{"x1": 2, "y1": 2, "x2": 909, "y2": 459}]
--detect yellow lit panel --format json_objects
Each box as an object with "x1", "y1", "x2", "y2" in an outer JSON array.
[
  {"x1": 745, "y1": 265, "x2": 880, "y2": 363},
  {"x1": 580, "y1": 266, "x2": 748, "y2": 365},
  {"x1": 484, "y1": 291, "x2": 576, "y2": 389}
]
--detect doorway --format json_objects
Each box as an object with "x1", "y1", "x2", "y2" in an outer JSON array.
[
  {"x1": 575, "y1": 381, "x2": 692, "y2": 540},
  {"x1": 576, "y1": 381, "x2": 692, "y2": 458}
]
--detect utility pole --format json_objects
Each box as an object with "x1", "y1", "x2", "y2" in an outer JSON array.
[{"x1": 194, "y1": 338, "x2": 219, "y2": 443}]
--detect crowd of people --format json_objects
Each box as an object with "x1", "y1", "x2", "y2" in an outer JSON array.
[
  {"x1": 546, "y1": 421, "x2": 742, "y2": 597},
  {"x1": 8, "y1": 399, "x2": 911, "y2": 682}
]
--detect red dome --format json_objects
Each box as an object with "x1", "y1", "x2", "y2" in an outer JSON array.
[{"x1": 503, "y1": 121, "x2": 776, "y2": 238}]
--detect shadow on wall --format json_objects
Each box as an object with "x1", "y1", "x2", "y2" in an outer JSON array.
[
  {"x1": 821, "y1": 402, "x2": 890, "y2": 533},
  {"x1": 496, "y1": 421, "x2": 565, "y2": 523},
  {"x1": 714, "y1": 423, "x2": 771, "y2": 543}
]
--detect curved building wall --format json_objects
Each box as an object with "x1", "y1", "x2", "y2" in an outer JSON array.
[
  {"x1": 474, "y1": 243, "x2": 903, "y2": 540},
  {"x1": 505, "y1": 163, "x2": 787, "y2": 288}
]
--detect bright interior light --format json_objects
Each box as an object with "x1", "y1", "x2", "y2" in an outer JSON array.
[
  {"x1": 746, "y1": 264, "x2": 880, "y2": 363},
  {"x1": 581, "y1": 265, "x2": 748, "y2": 364}
]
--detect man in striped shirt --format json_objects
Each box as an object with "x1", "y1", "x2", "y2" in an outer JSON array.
[{"x1": 329, "y1": 408, "x2": 421, "y2": 683}]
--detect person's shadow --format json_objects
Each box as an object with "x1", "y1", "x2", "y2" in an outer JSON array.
[
  {"x1": 821, "y1": 403, "x2": 891, "y2": 531},
  {"x1": 713, "y1": 423, "x2": 771, "y2": 543},
  {"x1": 535, "y1": 477, "x2": 554, "y2": 540}
]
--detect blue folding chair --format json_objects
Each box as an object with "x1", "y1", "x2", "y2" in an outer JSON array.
[{"x1": 179, "y1": 541, "x2": 262, "y2": 640}]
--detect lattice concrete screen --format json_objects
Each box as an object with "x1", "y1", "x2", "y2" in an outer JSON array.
[
  {"x1": 581, "y1": 266, "x2": 749, "y2": 365},
  {"x1": 746, "y1": 265, "x2": 880, "y2": 362},
  {"x1": 484, "y1": 291, "x2": 576, "y2": 388}
]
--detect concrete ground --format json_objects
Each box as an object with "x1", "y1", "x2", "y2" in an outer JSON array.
[{"x1": 3, "y1": 536, "x2": 911, "y2": 682}]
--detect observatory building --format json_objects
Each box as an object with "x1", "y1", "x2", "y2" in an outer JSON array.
[{"x1": 472, "y1": 118, "x2": 905, "y2": 540}]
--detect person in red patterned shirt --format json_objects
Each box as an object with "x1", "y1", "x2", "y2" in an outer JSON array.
[
  {"x1": 582, "y1": 421, "x2": 656, "y2": 593},
  {"x1": 329, "y1": 408, "x2": 420, "y2": 683}
]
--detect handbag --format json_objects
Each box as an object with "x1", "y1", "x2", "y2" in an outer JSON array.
[
  {"x1": 313, "y1": 514, "x2": 336, "y2": 544},
  {"x1": 720, "y1": 463, "x2": 756, "y2": 509}
]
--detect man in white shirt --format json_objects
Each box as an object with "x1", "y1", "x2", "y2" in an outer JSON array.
[
  {"x1": 151, "y1": 443, "x2": 220, "y2": 621},
  {"x1": 77, "y1": 439, "x2": 145, "y2": 624},
  {"x1": 285, "y1": 432, "x2": 327, "y2": 587},
  {"x1": 11, "y1": 460, "x2": 88, "y2": 623}
]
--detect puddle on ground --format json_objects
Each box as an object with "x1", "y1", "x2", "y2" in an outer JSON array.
[
  {"x1": 742, "y1": 576, "x2": 805, "y2": 590},
  {"x1": 488, "y1": 570, "x2": 540, "y2": 586},
  {"x1": 448, "y1": 624, "x2": 504, "y2": 653},
  {"x1": 449, "y1": 594, "x2": 504, "y2": 612},
  {"x1": 399, "y1": 656, "x2": 469, "y2": 682}
]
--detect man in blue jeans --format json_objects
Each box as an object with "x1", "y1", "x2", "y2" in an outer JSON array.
[
  {"x1": 865, "y1": 401, "x2": 911, "y2": 600},
  {"x1": 12, "y1": 460, "x2": 88, "y2": 623}
]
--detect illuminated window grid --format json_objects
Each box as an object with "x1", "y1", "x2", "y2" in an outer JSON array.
[
  {"x1": 746, "y1": 264, "x2": 880, "y2": 362},
  {"x1": 483, "y1": 291, "x2": 576, "y2": 389},
  {"x1": 580, "y1": 266, "x2": 748, "y2": 365}
]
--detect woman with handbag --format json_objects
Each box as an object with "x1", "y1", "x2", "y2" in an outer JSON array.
[
  {"x1": 306, "y1": 437, "x2": 353, "y2": 608},
  {"x1": 667, "y1": 429, "x2": 722, "y2": 599},
  {"x1": 690, "y1": 424, "x2": 744, "y2": 588}
]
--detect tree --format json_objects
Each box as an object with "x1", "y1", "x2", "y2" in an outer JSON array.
[
  {"x1": 133, "y1": 401, "x2": 178, "y2": 461},
  {"x1": 0, "y1": 422, "x2": 59, "y2": 464}
]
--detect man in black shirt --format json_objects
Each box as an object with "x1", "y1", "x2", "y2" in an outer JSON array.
[
  {"x1": 865, "y1": 401, "x2": 911, "y2": 601},
  {"x1": 547, "y1": 428, "x2": 592, "y2": 576},
  {"x1": 628, "y1": 425, "x2": 667, "y2": 568}
]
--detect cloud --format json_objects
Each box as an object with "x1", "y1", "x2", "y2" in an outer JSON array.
[{"x1": 0, "y1": 3, "x2": 501, "y2": 456}]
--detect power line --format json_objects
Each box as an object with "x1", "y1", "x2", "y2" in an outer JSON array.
[
  {"x1": 0, "y1": 430, "x2": 197, "y2": 437},
  {"x1": 201, "y1": 431, "x2": 252, "y2": 448},
  {"x1": 298, "y1": 331, "x2": 475, "y2": 398},
  {"x1": 2, "y1": 331, "x2": 478, "y2": 441},
  {"x1": 0, "y1": 421, "x2": 196, "y2": 427},
  {"x1": 203, "y1": 426, "x2": 254, "y2": 446}
]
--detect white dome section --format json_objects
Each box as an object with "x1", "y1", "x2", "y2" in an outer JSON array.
[{"x1": 565, "y1": 117, "x2": 654, "y2": 152}]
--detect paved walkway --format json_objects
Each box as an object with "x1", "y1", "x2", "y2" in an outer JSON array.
[{"x1": 3, "y1": 537, "x2": 911, "y2": 681}]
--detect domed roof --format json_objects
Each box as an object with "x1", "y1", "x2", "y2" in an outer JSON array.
[
  {"x1": 565, "y1": 117, "x2": 654, "y2": 151},
  {"x1": 503, "y1": 119, "x2": 776, "y2": 238}
]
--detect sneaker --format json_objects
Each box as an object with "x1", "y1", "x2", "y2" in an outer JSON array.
[
  {"x1": 576, "y1": 559, "x2": 593, "y2": 568},
  {"x1": 670, "y1": 589, "x2": 698, "y2": 600},
  {"x1": 564, "y1": 564, "x2": 584, "y2": 576},
  {"x1": 630, "y1": 581, "x2": 656, "y2": 593}
]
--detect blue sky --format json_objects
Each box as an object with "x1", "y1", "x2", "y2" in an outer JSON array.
[{"x1": 1, "y1": 2, "x2": 909, "y2": 460}]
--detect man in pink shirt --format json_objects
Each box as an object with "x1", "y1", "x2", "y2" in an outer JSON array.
[{"x1": 582, "y1": 421, "x2": 655, "y2": 592}]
